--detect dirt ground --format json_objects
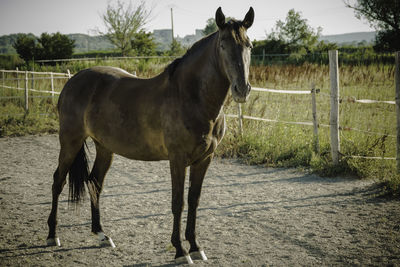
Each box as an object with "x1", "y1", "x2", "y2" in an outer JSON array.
[{"x1": 0, "y1": 134, "x2": 399, "y2": 266}]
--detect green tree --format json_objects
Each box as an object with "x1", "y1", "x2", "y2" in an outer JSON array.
[
  {"x1": 100, "y1": 0, "x2": 151, "y2": 56},
  {"x1": 130, "y1": 30, "x2": 157, "y2": 56},
  {"x1": 252, "y1": 39, "x2": 289, "y2": 55},
  {"x1": 167, "y1": 39, "x2": 185, "y2": 56},
  {"x1": 268, "y1": 9, "x2": 322, "y2": 54},
  {"x1": 344, "y1": 0, "x2": 400, "y2": 51},
  {"x1": 37, "y1": 32, "x2": 75, "y2": 60},
  {"x1": 13, "y1": 34, "x2": 37, "y2": 62},
  {"x1": 203, "y1": 18, "x2": 218, "y2": 35},
  {"x1": 13, "y1": 32, "x2": 75, "y2": 63},
  {"x1": 202, "y1": 16, "x2": 234, "y2": 35}
]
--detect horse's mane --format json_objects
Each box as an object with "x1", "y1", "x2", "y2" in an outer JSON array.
[{"x1": 165, "y1": 31, "x2": 218, "y2": 79}]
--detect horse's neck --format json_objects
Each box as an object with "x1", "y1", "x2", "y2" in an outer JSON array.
[{"x1": 178, "y1": 36, "x2": 230, "y2": 120}]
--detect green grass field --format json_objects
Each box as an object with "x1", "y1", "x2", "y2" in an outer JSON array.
[{"x1": 0, "y1": 58, "x2": 398, "y2": 195}]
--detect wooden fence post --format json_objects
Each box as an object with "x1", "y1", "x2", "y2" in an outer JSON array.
[
  {"x1": 395, "y1": 51, "x2": 400, "y2": 173},
  {"x1": 311, "y1": 82, "x2": 320, "y2": 154},
  {"x1": 25, "y1": 71, "x2": 29, "y2": 112},
  {"x1": 329, "y1": 50, "x2": 340, "y2": 165},
  {"x1": 237, "y1": 103, "x2": 243, "y2": 136},
  {"x1": 67, "y1": 69, "x2": 71, "y2": 79},
  {"x1": 50, "y1": 72, "x2": 55, "y2": 103}
]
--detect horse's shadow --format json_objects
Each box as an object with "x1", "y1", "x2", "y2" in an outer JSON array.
[
  {"x1": 124, "y1": 263, "x2": 180, "y2": 267},
  {"x1": 0, "y1": 244, "x2": 100, "y2": 258},
  {"x1": 1, "y1": 245, "x2": 186, "y2": 266}
]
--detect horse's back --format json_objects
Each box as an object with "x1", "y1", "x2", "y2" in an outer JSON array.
[{"x1": 58, "y1": 66, "x2": 169, "y2": 160}]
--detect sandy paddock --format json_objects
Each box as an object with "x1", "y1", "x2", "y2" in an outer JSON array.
[{"x1": 0, "y1": 135, "x2": 399, "y2": 266}]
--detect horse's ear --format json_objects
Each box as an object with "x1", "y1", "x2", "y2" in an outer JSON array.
[
  {"x1": 242, "y1": 7, "x2": 254, "y2": 29},
  {"x1": 215, "y1": 7, "x2": 226, "y2": 29}
]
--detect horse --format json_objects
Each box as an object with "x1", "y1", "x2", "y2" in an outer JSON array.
[{"x1": 46, "y1": 6, "x2": 254, "y2": 264}]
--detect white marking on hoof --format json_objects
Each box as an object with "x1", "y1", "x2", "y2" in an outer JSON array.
[
  {"x1": 190, "y1": 250, "x2": 207, "y2": 261},
  {"x1": 46, "y1": 237, "x2": 60, "y2": 247},
  {"x1": 98, "y1": 232, "x2": 116, "y2": 248},
  {"x1": 175, "y1": 255, "x2": 193, "y2": 265}
]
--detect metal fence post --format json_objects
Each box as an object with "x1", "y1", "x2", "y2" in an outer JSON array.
[
  {"x1": 329, "y1": 50, "x2": 340, "y2": 165},
  {"x1": 1, "y1": 70, "x2": 4, "y2": 90},
  {"x1": 237, "y1": 103, "x2": 243, "y2": 136},
  {"x1": 16, "y1": 67, "x2": 20, "y2": 89},
  {"x1": 395, "y1": 51, "x2": 400, "y2": 173}
]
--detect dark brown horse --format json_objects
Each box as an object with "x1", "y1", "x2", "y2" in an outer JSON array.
[{"x1": 47, "y1": 7, "x2": 254, "y2": 264}]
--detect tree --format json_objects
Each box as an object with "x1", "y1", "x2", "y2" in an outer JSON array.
[
  {"x1": 344, "y1": 0, "x2": 400, "y2": 51},
  {"x1": 130, "y1": 30, "x2": 157, "y2": 56},
  {"x1": 167, "y1": 39, "x2": 185, "y2": 56},
  {"x1": 100, "y1": 0, "x2": 151, "y2": 56},
  {"x1": 202, "y1": 16, "x2": 234, "y2": 36},
  {"x1": 13, "y1": 34, "x2": 37, "y2": 62},
  {"x1": 203, "y1": 18, "x2": 218, "y2": 35},
  {"x1": 37, "y1": 32, "x2": 75, "y2": 60},
  {"x1": 13, "y1": 32, "x2": 75, "y2": 63},
  {"x1": 268, "y1": 9, "x2": 322, "y2": 54},
  {"x1": 373, "y1": 29, "x2": 400, "y2": 51}
]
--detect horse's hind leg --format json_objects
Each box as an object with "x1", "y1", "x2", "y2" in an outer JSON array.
[
  {"x1": 47, "y1": 136, "x2": 86, "y2": 246},
  {"x1": 89, "y1": 141, "x2": 114, "y2": 247}
]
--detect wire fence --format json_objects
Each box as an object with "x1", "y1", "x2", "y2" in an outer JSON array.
[
  {"x1": 1, "y1": 50, "x2": 399, "y2": 169},
  {"x1": 225, "y1": 50, "x2": 399, "y2": 166},
  {"x1": 0, "y1": 69, "x2": 71, "y2": 115}
]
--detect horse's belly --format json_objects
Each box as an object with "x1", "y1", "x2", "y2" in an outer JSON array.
[
  {"x1": 87, "y1": 116, "x2": 169, "y2": 161},
  {"x1": 94, "y1": 131, "x2": 169, "y2": 161}
]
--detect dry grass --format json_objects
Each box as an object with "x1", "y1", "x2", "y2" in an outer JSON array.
[{"x1": 0, "y1": 60, "x2": 398, "y2": 194}]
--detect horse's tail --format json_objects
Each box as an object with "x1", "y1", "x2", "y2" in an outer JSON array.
[{"x1": 68, "y1": 143, "x2": 90, "y2": 204}]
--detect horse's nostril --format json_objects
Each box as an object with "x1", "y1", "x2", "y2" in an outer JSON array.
[{"x1": 233, "y1": 85, "x2": 239, "y2": 94}]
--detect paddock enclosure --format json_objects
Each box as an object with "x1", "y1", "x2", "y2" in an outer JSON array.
[{"x1": 1, "y1": 135, "x2": 399, "y2": 266}]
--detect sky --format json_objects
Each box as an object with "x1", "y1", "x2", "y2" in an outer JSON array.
[{"x1": 0, "y1": 0, "x2": 375, "y2": 40}]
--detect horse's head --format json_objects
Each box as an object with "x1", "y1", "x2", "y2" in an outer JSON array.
[{"x1": 216, "y1": 7, "x2": 254, "y2": 103}]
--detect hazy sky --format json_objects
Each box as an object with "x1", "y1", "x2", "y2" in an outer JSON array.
[{"x1": 0, "y1": 0, "x2": 374, "y2": 40}]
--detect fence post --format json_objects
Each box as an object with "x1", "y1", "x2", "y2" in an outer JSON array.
[
  {"x1": 395, "y1": 51, "x2": 400, "y2": 173},
  {"x1": 24, "y1": 71, "x2": 29, "y2": 112},
  {"x1": 67, "y1": 69, "x2": 71, "y2": 79},
  {"x1": 50, "y1": 72, "x2": 55, "y2": 103},
  {"x1": 329, "y1": 50, "x2": 340, "y2": 165},
  {"x1": 16, "y1": 67, "x2": 20, "y2": 89},
  {"x1": 262, "y1": 49, "x2": 265, "y2": 65},
  {"x1": 31, "y1": 72, "x2": 34, "y2": 91},
  {"x1": 1, "y1": 70, "x2": 4, "y2": 90},
  {"x1": 311, "y1": 82, "x2": 320, "y2": 154},
  {"x1": 237, "y1": 103, "x2": 243, "y2": 136}
]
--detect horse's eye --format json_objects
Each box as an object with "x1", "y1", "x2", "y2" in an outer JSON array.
[{"x1": 220, "y1": 44, "x2": 225, "y2": 50}]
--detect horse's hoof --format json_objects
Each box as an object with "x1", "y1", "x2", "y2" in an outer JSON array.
[
  {"x1": 190, "y1": 250, "x2": 207, "y2": 261},
  {"x1": 175, "y1": 255, "x2": 193, "y2": 265},
  {"x1": 46, "y1": 237, "x2": 60, "y2": 247},
  {"x1": 98, "y1": 232, "x2": 116, "y2": 248}
]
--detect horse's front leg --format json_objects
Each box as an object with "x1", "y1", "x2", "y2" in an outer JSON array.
[
  {"x1": 169, "y1": 158, "x2": 192, "y2": 264},
  {"x1": 185, "y1": 156, "x2": 211, "y2": 261}
]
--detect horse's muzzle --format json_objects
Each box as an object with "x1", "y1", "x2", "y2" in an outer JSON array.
[{"x1": 232, "y1": 83, "x2": 251, "y2": 103}]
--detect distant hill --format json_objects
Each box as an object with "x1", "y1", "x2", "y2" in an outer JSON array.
[
  {"x1": 68, "y1": 34, "x2": 116, "y2": 53},
  {"x1": 0, "y1": 31, "x2": 378, "y2": 55},
  {"x1": 0, "y1": 33, "x2": 116, "y2": 54},
  {"x1": 320, "y1": 31, "x2": 376, "y2": 45}
]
